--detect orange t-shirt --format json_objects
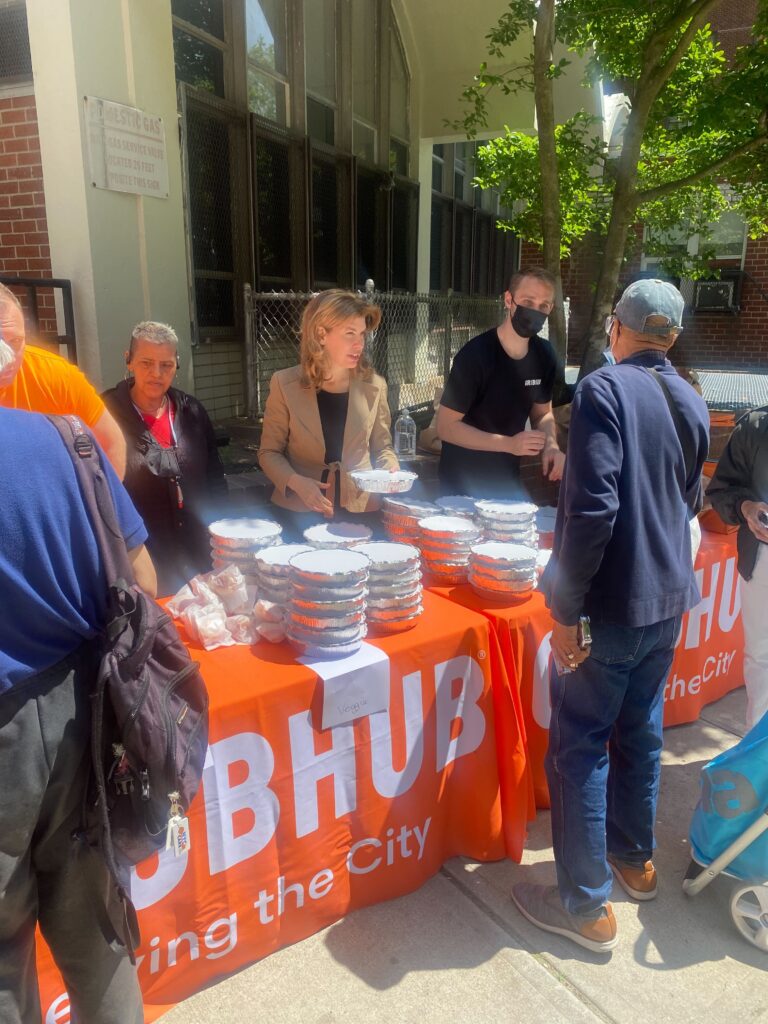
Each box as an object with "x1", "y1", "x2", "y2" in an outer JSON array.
[{"x1": 0, "y1": 345, "x2": 105, "y2": 426}]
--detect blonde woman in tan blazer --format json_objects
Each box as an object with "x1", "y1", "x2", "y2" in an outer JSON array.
[{"x1": 258, "y1": 289, "x2": 398, "y2": 537}]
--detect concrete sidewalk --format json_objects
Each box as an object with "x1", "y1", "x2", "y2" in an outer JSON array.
[{"x1": 162, "y1": 688, "x2": 768, "y2": 1024}]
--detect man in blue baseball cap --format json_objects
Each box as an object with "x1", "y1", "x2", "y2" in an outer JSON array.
[{"x1": 512, "y1": 278, "x2": 709, "y2": 952}]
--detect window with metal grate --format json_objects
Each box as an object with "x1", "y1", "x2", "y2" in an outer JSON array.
[
  {"x1": 0, "y1": 3, "x2": 32, "y2": 81},
  {"x1": 187, "y1": 106, "x2": 235, "y2": 329}
]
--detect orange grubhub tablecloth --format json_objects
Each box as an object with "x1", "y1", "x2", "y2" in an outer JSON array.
[
  {"x1": 429, "y1": 529, "x2": 744, "y2": 808},
  {"x1": 36, "y1": 590, "x2": 528, "y2": 1024}
]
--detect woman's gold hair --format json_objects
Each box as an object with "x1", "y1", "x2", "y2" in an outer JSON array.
[{"x1": 299, "y1": 289, "x2": 380, "y2": 390}]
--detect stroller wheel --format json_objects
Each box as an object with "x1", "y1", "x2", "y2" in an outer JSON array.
[{"x1": 730, "y1": 884, "x2": 768, "y2": 952}]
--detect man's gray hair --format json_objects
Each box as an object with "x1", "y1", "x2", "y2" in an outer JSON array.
[
  {"x1": 129, "y1": 320, "x2": 179, "y2": 357},
  {"x1": 0, "y1": 282, "x2": 23, "y2": 313}
]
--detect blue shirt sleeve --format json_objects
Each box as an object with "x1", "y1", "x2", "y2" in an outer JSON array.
[
  {"x1": 96, "y1": 439, "x2": 148, "y2": 550},
  {"x1": 548, "y1": 376, "x2": 622, "y2": 625}
]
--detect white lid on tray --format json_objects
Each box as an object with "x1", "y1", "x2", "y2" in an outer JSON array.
[
  {"x1": 289, "y1": 609, "x2": 365, "y2": 630},
  {"x1": 383, "y1": 497, "x2": 438, "y2": 516},
  {"x1": 481, "y1": 526, "x2": 538, "y2": 536},
  {"x1": 303, "y1": 522, "x2": 373, "y2": 546},
  {"x1": 368, "y1": 610, "x2": 421, "y2": 626},
  {"x1": 470, "y1": 541, "x2": 538, "y2": 564},
  {"x1": 435, "y1": 495, "x2": 477, "y2": 515},
  {"x1": 367, "y1": 590, "x2": 422, "y2": 610},
  {"x1": 474, "y1": 500, "x2": 538, "y2": 520},
  {"x1": 420, "y1": 535, "x2": 475, "y2": 550},
  {"x1": 469, "y1": 575, "x2": 535, "y2": 593},
  {"x1": 418, "y1": 515, "x2": 481, "y2": 536},
  {"x1": 209, "y1": 518, "x2": 283, "y2": 545},
  {"x1": 349, "y1": 469, "x2": 417, "y2": 493},
  {"x1": 292, "y1": 593, "x2": 367, "y2": 612},
  {"x1": 353, "y1": 541, "x2": 420, "y2": 566},
  {"x1": 287, "y1": 635, "x2": 365, "y2": 659},
  {"x1": 367, "y1": 602, "x2": 424, "y2": 621},
  {"x1": 367, "y1": 569, "x2": 422, "y2": 588},
  {"x1": 254, "y1": 544, "x2": 313, "y2": 569},
  {"x1": 289, "y1": 548, "x2": 371, "y2": 579},
  {"x1": 288, "y1": 621, "x2": 366, "y2": 644}
]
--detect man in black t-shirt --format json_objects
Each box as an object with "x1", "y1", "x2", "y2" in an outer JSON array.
[{"x1": 437, "y1": 267, "x2": 565, "y2": 498}]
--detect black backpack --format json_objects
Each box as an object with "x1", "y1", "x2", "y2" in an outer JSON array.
[{"x1": 50, "y1": 415, "x2": 209, "y2": 951}]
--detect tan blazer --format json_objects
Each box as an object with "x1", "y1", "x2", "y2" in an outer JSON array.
[{"x1": 258, "y1": 365, "x2": 398, "y2": 513}]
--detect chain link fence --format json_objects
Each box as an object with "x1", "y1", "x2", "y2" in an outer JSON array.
[{"x1": 244, "y1": 285, "x2": 504, "y2": 421}]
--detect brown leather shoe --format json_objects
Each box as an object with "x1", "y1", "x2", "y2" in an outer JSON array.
[
  {"x1": 608, "y1": 856, "x2": 658, "y2": 901},
  {"x1": 512, "y1": 883, "x2": 618, "y2": 952}
]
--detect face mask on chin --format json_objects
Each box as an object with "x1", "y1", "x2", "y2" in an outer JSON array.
[{"x1": 510, "y1": 303, "x2": 548, "y2": 338}]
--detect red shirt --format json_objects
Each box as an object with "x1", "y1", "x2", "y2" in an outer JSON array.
[{"x1": 139, "y1": 399, "x2": 174, "y2": 448}]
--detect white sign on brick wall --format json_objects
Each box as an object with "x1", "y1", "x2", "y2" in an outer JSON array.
[{"x1": 85, "y1": 96, "x2": 169, "y2": 199}]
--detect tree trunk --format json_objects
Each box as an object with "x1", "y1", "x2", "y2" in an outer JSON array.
[
  {"x1": 577, "y1": 184, "x2": 638, "y2": 376},
  {"x1": 577, "y1": 0, "x2": 725, "y2": 378},
  {"x1": 577, "y1": 85, "x2": 657, "y2": 376},
  {"x1": 532, "y1": 0, "x2": 567, "y2": 366}
]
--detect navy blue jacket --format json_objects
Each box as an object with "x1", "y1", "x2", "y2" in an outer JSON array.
[{"x1": 542, "y1": 351, "x2": 710, "y2": 627}]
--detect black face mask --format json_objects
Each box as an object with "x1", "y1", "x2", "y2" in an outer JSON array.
[{"x1": 510, "y1": 303, "x2": 548, "y2": 338}]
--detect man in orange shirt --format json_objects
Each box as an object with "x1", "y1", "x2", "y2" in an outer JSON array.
[{"x1": 0, "y1": 284, "x2": 126, "y2": 477}]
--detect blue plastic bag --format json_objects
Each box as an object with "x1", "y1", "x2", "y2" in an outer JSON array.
[{"x1": 690, "y1": 711, "x2": 768, "y2": 882}]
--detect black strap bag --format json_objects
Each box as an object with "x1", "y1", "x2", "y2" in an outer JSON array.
[
  {"x1": 49, "y1": 415, "x2": 209, "y2": 952},
  {"x1": 644, "y1": 366, "x2": 704, "y2": 517}
]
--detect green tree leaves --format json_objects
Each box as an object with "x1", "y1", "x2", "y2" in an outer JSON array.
[{"x1": 455, "y1": 0, "x2": 768, "y2": 367}]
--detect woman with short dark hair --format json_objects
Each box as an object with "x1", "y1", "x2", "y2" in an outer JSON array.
[{"x1": 103, "y1": 321, "x2": 226, "y2": 596}]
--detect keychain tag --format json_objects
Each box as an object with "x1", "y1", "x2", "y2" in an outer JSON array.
[
  {"x1": 165, "y1": 792, "x2": 191, "y2": 857},
  {"x1": 170, "y1": 815, "x2": 191, "y2": 856}
]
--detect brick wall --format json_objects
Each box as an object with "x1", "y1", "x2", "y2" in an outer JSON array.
[
  {"x1": 710, "y1": 0, "x2": 758, "y2": 59},
  {"x1": 522, "y1": 233, "x2": 768, "y2": 371},
  {"x1": 0, "y1": 89, "x2": 56, "y2": 339},
  {"x1": 673, "y1": 238, "x2": 768, "y2": 370}
]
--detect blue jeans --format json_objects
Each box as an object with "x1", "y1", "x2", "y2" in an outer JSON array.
[{"x1": 545, "y1": 616, "x2": 681, "y2": 917}]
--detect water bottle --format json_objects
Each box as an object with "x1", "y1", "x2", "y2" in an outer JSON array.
[{"x1": 394, "y1": 407, "x2": 417, "y2": 461}]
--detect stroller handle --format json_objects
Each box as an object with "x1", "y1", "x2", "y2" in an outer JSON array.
[{"x1": 684, "y1": 809, "x2": 768, "y2": 897}]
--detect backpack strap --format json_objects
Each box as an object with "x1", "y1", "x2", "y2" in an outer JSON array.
[
  {"x1": 47, "y1": 414, "x2": 143, "y2": 956},
  {"x1": 47, "y1": 414, "x2": 135, "y2": 587},
  {"x1": 643, "y1": 368, "x2": 703, "y2": 517}
]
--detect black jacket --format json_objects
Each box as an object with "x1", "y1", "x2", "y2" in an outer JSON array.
[
  {"x1": 103, "y1": 381, "x2": 227, "y2": 596},
  {"x1": 708, "y1": 406, "x2": 768, "y2": 581}
]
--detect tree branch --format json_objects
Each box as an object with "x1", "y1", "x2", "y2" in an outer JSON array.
[
  {"x1": 650, "y1": 0, "x2": 725, "y2": 88},
  {"x1": 636, "y1": 133, "x2": 768, "y2": 204},
  {"x1": 657, "y1": 0, "x2": 724, "y2": 44},
  {"x1": 532, "y1": 0, "x2": 567, "y2": 360}
]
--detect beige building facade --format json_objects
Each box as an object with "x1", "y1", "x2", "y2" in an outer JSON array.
[{"x1": 0, "y1": 0, "x2": 598, "y2": 417}]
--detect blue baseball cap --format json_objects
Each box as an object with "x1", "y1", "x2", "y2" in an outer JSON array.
[{"x1": 614, "y1": 279, "x2": 684, "y2": 335}]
